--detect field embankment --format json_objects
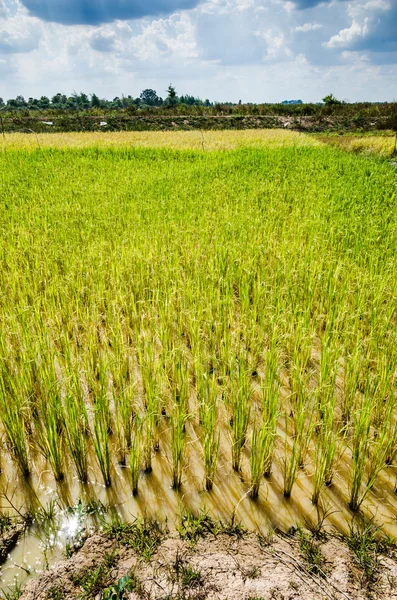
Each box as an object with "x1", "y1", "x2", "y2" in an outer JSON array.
[{"x1": 19, "y1": 519, "x2": 397, "y2": 600}]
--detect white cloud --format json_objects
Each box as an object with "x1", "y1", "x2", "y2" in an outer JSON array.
[
  {"x1": 295, "y1": 22, "x2": 323, "y2": 32},
  {"x1": 0, "y1": 0, "x2": 395, "y2": 101},
  {"x1": 324, "y1": 19, "x2": 368, "y2": 48}
]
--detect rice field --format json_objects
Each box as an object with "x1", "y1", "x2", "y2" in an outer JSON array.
[
  {"x1": 0, "y1": 129, "x2": 321, "y2": 151},
  {"x1": 318, "y1": 131, "x2": 397, "y2": 158},
  {"x1": 0, "y1": 129, "x2": 396, "y2": 567}
]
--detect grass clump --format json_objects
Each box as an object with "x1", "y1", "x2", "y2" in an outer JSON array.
[
  {"x1": 343, "y1": 520, "x2": 396, "y2": 584},
  {"x1": 177, "y1": 511, "x2": 221, "y2": 545},
  {"x1": 102, "y1": 514, "x2": 165, "y2": 560},
  {"x1": 297, "y1": 528, "x2": 326, "y2": 575}
]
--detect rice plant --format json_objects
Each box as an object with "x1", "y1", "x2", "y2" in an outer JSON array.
[
  {"x1": 230, "y1": 357, "x2": 251, "y2": 473},
  {"x1": 200, "y1": 377, "x2": 220, "y2": 491},
  {"x1": 130, "y1": 418, "x2": 142, "y2": 496},
  {"x1": 62, "y1": 373, "x2": 89, "y2": 483}
]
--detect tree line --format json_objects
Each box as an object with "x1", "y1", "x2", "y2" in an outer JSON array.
[{"x1": 0, "y1": 85, "x2": 214, "y2": 111}]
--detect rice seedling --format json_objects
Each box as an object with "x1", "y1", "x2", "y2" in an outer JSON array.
[
  {"x1": 0, "y1": 362, "x2": 30, "y2": 478},
  {"x1": 200, "y1": 376, "x2": 219, "y2": 491},
  {"x1": 139, "y1": 340, "x2": 162, "y2": 471},
  {"x1": 130, "y1": 418, "x2": 142, "y2": 496},
  {"x1": 283, "y1": 364, "x2": 315, "y2": 499},
  {"x1": 170, "y1": 402, "x2": 188, "y2": 490},
  {"x1": 90, "y1": 357, "x2": 112, "y2": 487},
  {"x1": 260, "y1": 342, "x2": 280, "y2": 478},
  {"x1": 230, "y1": 357, "x2": 251, "y2": 473},
  {"x1": 62, "y1": 373, "x2": 89, "y2": 483},
  {"x1": 249, "y1": 421, "x2": 268, "y2": 499}
]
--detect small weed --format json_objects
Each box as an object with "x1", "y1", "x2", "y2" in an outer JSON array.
[
  {"x1": 102, "y1": 575, "x2": 134, "y2": 600},
  {"x1": 72, "y1": 550, "x2": 117, "y2": 599},
  {"x1": 245, "y1": 566, "x2": 261, "y2": 579},
  {"x1": 344, "y1": 520, "x2": 383, "y2": 583},
  {"x1": 1, "y1": 581, "x2": 23, "y2": 600},
  {"x1": 257, "y1": 529, "x2": 274, "y2": 548},
  {"x1": 222, "y1": 516, "x2": 247, "y2": 539},
  {"x1": 178, "y1": 511, "x2": 220, "y2": 545},
  {"x1": 0, "y1": 513, "x2": 13, "y2": 534},
  {"x1": 48, "y1": 587, "x2": 64, "y2": 600},
  {"x1": 102, "y1": 514, "x2": 164, "y2": 560},
  {"x1": 180, "y1": 564, "x2": 202, "y2": 588},
  {"x1": 77, "y1": 565, "x2": 106, "y2": 599},
  {"x1": 297, "y1": 528, "x2": 325, "y2": 575}
]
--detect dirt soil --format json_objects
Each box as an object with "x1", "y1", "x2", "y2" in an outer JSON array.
[
  {"x1": 19, "y1": 527, "x2": 397, "y2": 600},
  {"x1": 0, "y1": 522, "x2": 25, "y2": 564}
]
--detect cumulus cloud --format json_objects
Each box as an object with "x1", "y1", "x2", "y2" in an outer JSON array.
[
  {"x1": 324, "y1": 2, "x2": 397, "y2": 54},
  {"x1": 0, "y1": 13, "x2": 42, "y2": 53},
  {"x1": 295, "y1": 22, "x2": 323, "y2": 32},
  {"x1": 20, "y1": 0, "x2": 203, "y2": 25},
  {"x1": 0, "y1": 0, "x2": 395, "y2": 101}
]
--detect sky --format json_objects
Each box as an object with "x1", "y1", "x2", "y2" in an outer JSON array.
[{"x1": 0, "y1": 0, "x2": 396, "y2": 103}]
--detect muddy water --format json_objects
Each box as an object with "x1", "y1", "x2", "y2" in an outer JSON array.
[{"x1": 1, "y1": 418, "x2": 397, "y2": 595}]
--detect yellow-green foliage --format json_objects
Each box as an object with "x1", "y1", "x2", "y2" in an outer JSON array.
[
  {"x1": 0, "y1": 129, "x2": 322, "y2": 151},
  {"x1": 318, "y1": 132, "x2": 396, "y2": 157},
  {"x1": 0, "y1": 140, "x2": 396, "y2": 529}
]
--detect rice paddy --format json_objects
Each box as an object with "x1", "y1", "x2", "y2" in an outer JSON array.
[
  {"x1": 0, "y1": 129, "x2": 396, "y2": 590},
  {"x1": 0, "y1": 129, "x2": 321, "y2": 151},
  {"x1": 318, "y1": 131, "x2": 397, "y2": 158}
]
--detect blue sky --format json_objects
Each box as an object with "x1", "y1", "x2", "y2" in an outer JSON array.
[{"x1": 0, "y1": 0, "x2": 396, "y2": 102}]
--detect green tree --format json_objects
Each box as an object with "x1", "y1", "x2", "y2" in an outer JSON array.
[
  {"x1": 91, "y1": 93, "x2": 101, "y2": 108},
  {"x1": 322, "y1": 94, "x2": 342, "y2": 106},
  {"x1": 166, "y1": 84, "x2": 177, "y2": 107},
  {"x1": 140, "y1": 88, "x2": 162, "y2": 106}
]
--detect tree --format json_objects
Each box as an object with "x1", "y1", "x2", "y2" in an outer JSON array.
[
  {"x1": 140, "y1": 88, "x2": 162, "y2": 106},
  {"x1": 322, "y1": 94, "x2": 342, "y2": 106},
  {"x1": 166, "y1": 84, "x2": 177, "y2": 106},
  {"x1": 38, "y1": 96, "x2": 50, "y2": 109},
  {"x1": 90, "y1": 93, "x2": 101, "y2": 108}
]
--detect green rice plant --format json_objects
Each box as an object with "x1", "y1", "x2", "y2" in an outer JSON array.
[
  {"x1": 0, "y1": 361, "x2": 30, "y2": 477},
  {"x1": 90, "y1": 358, "x2": 112, "y2": 487},
  {"x1": 30, "y1": 349, "x2": 65, "y2": 482},
  {"x1": 249, "y1": 421, "x2": 268, "y2": 499},
  {"x1": 130, "y1": 417, "x2": 142, "y2": 496},
  {"x1": 112, "y1": 368, "x2": 135, "y2": 466},
  {"x1": 261, "y1": 343, "x2": 280, "y2": 477},
  {"x1": 170, "y1": 402, "x2": 187, "y2": 490},
  {"x1": 342, "y1": 342, "x2": 365, "y2": 426},
  {"x1": 312, "y1": 340, "x2": 339, "y2": 504},
  {"x1": 139, "y1": 341, "x2": 162, "y2": 471},
  {"x1": 230, "y1": 357, "x2": 251, "y2": 472},
  {"x1": 200, "y1": 378, "x2": 219, "y2": 491},
  {"x1": 62, "y1": 374, "x2": 89, "y2": 483},
  {"x1": 349, "y1": 389, "x2": 374, "y2": 512},
  {"x1": 283, "y1": 366, "x2": 315, "y2": 499}
]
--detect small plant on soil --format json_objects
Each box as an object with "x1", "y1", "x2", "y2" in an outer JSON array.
[
  {"x1": 1, "y1": 581, "x2": 22, "y2": 600},
  {"x1": 0, "y1": 512, "x2": 13, "y2": 534},
  {"x1": 172, "y1": 552, "x2": 202, "y2": 589},
  {"x1": 344, "y1": 519, "x2": 389, "y2": 584},
  {"x1": 102, "y1": 514, "x2": 165, "y2": 560},
  {"x1": 102, "y1": 575, "x2": 134, "y2": 600},
  {"x1": 297, "y1": 528, "x2": 326, "y2": 575},
  {"x1": 48, "y1": 587, "x2": 64, "y2": 600},
  {"x1": 177, "y1": 511, "x2": 221, "y2": 545}
]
